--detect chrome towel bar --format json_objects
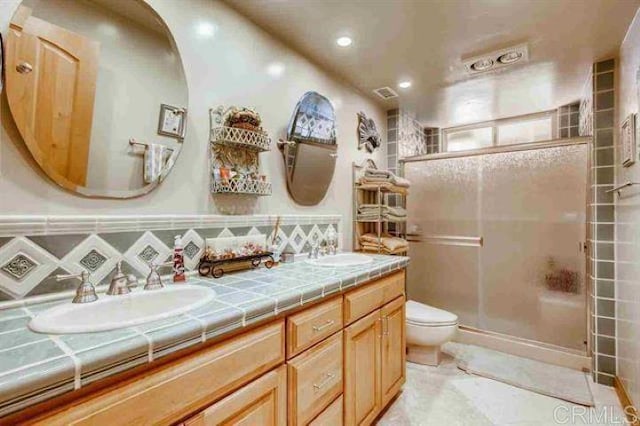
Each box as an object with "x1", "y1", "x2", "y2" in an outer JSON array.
[{"x1": 606, "y1": 181, "x2": 640, "y2": 196}]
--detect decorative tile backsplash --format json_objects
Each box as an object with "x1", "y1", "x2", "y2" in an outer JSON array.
[{"x1": 0, "y1": 215, "x2": 340, "y2": 302}]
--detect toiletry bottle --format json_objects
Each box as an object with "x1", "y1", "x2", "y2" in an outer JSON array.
[{"x1": 173, "y1": 235, "x2": 186, "y2": 282}]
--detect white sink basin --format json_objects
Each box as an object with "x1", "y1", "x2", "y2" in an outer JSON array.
[
  {"x1": 305, "y1": 253, "x2": 373, "y2": 267},
  {"x1": 29, "y1": 285, "x2": 215, "y2": 334}
]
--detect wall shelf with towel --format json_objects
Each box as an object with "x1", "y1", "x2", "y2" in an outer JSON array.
[
  {"x1": 352, "y1": 160, "x2": 408, "y2": 255},
  {"x1": 209, "y1": 106, "x2": 272, "y2": 196}
]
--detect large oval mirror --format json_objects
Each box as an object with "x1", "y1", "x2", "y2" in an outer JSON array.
[
  {"x1": 5, "y1": 0, "x2": 188, "y2": 198},
  {"x1": 280, "y1": 92, "x2": 338, "y2": 206}
]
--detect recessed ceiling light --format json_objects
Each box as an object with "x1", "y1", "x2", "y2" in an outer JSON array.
[
  {"x1": 196, "y1": 22, "x2": 216, "y2": 38},
  {"x1": 266, "y1": 62, "x2": 285, "y2": 78},
  {"x1": 470, "y1": 58, "x2": 494, "y2": 72},
  {"x1": 398, "y1": 81, "x2": 412, "y2": 89},
  {"x1": 497, "y1": 51, "x2": 523, "y2": 64},
  {"x1": 336, "y1": 36, "x2": 352, "y2": 47}
]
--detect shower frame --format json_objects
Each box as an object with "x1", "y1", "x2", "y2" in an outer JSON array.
[{"x1": 399, "y1": 136, "x2": 592, "y2": 356}]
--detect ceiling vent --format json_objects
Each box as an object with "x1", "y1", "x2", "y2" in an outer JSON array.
[
  {"x1": 373, "y1": 86, "x2": 399, "y2": 100},
  {"x1": 463, "y1": 43, "x2": 529, "y2": 75}
]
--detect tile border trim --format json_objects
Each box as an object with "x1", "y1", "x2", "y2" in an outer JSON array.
[{"x1": 0, "y1": 215, "x2": 342, "y2": 237}]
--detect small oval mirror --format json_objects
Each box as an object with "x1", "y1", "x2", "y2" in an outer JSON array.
[
  {"x1": 5, "y1": 0, "x2": 188, "y2": 198},
  {"x1": 281, "y1": 92, "x2": 338, "y2": 205}
]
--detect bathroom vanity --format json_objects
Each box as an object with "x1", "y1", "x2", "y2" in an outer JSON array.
[{"x1": 1, "y1": 256, "x2": 407, "y2": 425}]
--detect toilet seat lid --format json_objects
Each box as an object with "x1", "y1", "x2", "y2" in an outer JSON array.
[{"x1": 406, "y1": 300, "x2": 458, "y2": 326}]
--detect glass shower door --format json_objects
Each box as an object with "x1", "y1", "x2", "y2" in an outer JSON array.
[
  {"x1": 404, "y1": 143, "x2": 587, "y2": 352},
  {"x1": 405, "y1": 155, "x2": 482, "y2": 328}
]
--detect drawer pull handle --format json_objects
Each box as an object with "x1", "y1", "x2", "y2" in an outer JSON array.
[
  {"x1": 312, "y1": 320, "x2": 335, "y2": 332},
  {"x1": 313, "y1": 372, "x2": 336, "y2": 391}
]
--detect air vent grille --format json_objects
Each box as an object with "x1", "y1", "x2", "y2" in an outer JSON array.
[{"x1": 373, "y1": 87, "x2": 399, "y2": 100}]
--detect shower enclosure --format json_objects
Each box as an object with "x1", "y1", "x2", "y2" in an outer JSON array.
[{"x1": 403, "y1": 140, "x2": 588, "y2": 352}]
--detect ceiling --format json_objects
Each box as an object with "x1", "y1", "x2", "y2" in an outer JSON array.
[{"x1": 226, "y1": 0, "x2": 639, "y2": 128}]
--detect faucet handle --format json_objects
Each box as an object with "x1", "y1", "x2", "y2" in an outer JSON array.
[{"x1": 57, "y1": 271, "x2": 98, "y2": 304}]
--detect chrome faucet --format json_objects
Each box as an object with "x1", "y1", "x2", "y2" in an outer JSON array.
[
  {"x1": 106, "y1": 261, "x2": 130, "y2": 295},
  {"x1": 327, "y1": 240, "x2": 337, "y2": 256},
  {"x1": 126, "y1": 274, "x2": 139, "y2": 289},
  {"x1": 144, "y1": 262, "x2": 164, "y2": 290},
  {"x1": 308, "y1": 239, "x2": 320, "y2": 259},
  {"x1": 319, "y1": 240, "x2": 328, "y2": 256},
  {"x1": 56, "y1": 271, "x2": 98, "y2": 303},
  {"x1": 327, "y1": 229, "x2": 337, "y2": 255}
]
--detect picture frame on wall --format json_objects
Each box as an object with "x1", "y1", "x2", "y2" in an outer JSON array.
[
  {"x1": 621, "y1": 113, "x2": 636, "y2": 167},
  {"x1": 158, "y1": 104, "x2": 187, "y2": 140}
]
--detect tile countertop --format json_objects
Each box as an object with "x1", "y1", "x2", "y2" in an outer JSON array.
[{"x1": 0, "y1": 254, "x2": 408, "y2": 418}]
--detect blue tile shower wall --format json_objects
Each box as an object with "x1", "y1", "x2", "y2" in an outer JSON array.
[
  {"x1": 0, "y1": 215, "x2": 340, "y2": 302},
  {"x1": 588, "y1": 58, "x2": 617, "y2": 386}
]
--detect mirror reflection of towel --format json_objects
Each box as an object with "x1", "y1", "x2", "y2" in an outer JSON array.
[{"x1": 144, "y1": 144, "x2": 171, "y2": 184}]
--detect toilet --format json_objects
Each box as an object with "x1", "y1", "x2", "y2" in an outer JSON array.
[{"x1": 406, "y1": 300, "x2": 459, "y2": 366}]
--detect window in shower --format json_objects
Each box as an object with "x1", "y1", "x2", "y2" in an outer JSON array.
[
  {"x1": 497, "y1": 115, "x2": 553, "y2": 145},
  {"x1": 446, "y1": 127, "x2": 493, "y2": 151},
  {"x1": 443, "y1": 111, "x2": 556, "y2": 152}
]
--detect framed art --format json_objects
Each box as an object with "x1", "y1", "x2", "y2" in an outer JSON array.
[
  {"x1": 158, "y1": 104, "x2": 187, "y2": 139},
  {"x1": 621, "y1": 113, "x2": 636, "y2": 167}
]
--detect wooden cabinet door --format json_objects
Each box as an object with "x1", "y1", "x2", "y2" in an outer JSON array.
[
  {"x1": 185, "y1": 365, "x2": 287, "y2": 426},
  {"x1": 287, "y1": 332, "x2": 343, "y2": 425},
  {"x1": 344, "y1": 309, "x2": 382, "y2": 426},
  {"x1": 6, "y1": 5, "x2": 99, "y2": 187},
  {"x1": 381, "y1": 296, "x2": 406, "y2": 407}
]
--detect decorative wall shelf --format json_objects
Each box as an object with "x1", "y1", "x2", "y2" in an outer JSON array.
[
  {"x1": 210, "y1": 179, "x2": 272, "y2": 196},
  {"x1": 209, "y1": 106, "x2": 272, "y2": 197},
  {"x1": 210, "y1": 126, "x2": 271, "y2": 152}
]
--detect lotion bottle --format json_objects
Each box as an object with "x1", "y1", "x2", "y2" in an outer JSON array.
[{"x1": 173, "y1": 235, "x2": 186, "y2": 282}]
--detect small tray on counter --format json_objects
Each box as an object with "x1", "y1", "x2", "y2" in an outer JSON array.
[{"x1": 198, "y1": 251, "x2": 275, "y2": 278}]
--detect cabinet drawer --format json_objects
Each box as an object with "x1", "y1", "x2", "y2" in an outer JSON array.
[
  {"x1": 309, "y1": 395, "x2": 343, "y2": 426},
  {"x1": 184, "y1": 365, "x2": 287, "y2": 426},
  {"x1": 32, "y1": 321, "x2": 285, "y2": 426},
  {"x1": 287, "y1": 297, "x2": 342, "y2": 359},
  {"x1": 344, "y1": 271, "x2": 404, "y2": 325},
  {"x1": 288, "y1": 332, "x2": 343, "y2": 425}
]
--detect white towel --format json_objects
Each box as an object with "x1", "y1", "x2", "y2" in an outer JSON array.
[{"x1": 144, "y1": 144, "x2": 171, "y2": 184}]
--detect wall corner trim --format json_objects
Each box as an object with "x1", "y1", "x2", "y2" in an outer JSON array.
[{"x1": 615, "y1": 376, "x2": 639, "y2": 426}]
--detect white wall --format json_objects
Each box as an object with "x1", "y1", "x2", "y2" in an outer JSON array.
[
  {"x1": 0, "y1": 0, "x2": 387, "y2": 249},
  {"x1": 616, "y1": 8, "x2": 640, "y2": 408}
]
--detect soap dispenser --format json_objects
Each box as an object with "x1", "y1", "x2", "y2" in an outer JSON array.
[{"x1": 173, "y1": 235, "x2": 186, "y2": 282}]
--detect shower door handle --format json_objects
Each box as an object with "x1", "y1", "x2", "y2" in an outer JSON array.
[{"x1": 407, "y1": 235, "x2": 483, "y2": 247}]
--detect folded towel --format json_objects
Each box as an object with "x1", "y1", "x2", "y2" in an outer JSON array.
[
  {"x1": 392, "y1": 175, "x2": 411, "y2": 188},
  {"x1": 359, "y1": 233, "x2": 408, "y2": 252},
  {"x1": 359, "y1": 168, "x2": 411, "y2": 188},
  {"x1": 357, "y1": 205, "x2": 407, "y2": 222},
  {"x1": 364, "y1": 168, "x2": 391, "y2": 178},
  {"x1": 360, "y1": 242, "x2": 408, "y2": 254},
  {"x1": 144, "y1": 144, "x2": 172, "y2": 184}
]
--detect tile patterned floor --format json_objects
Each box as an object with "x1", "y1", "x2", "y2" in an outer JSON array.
[{"x1": 379, "y1": 354, "x2": 628, "y2": 426}]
